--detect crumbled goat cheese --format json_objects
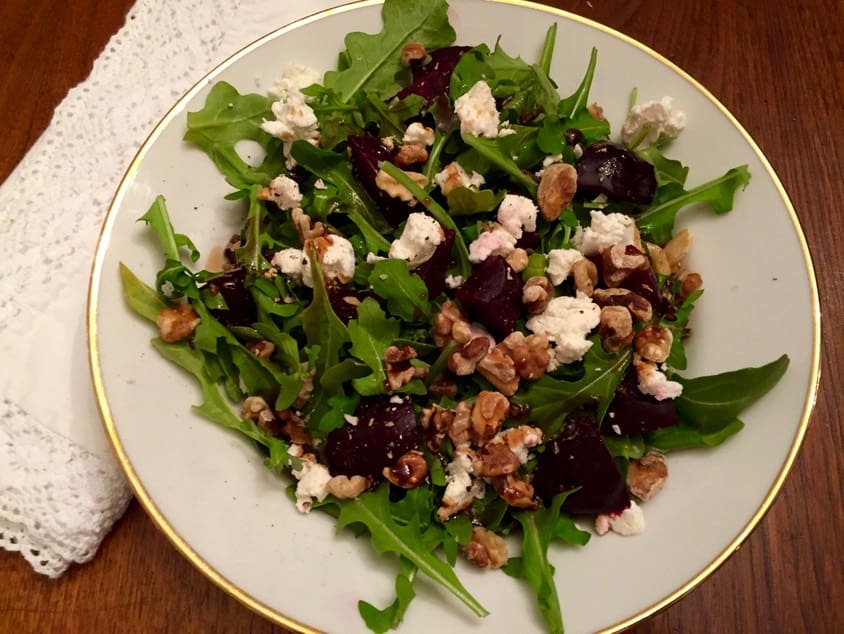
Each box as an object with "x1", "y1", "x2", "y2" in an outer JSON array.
[
  {"x1": 433, "y1": 161, "x2": 486, "y2": 195},
  {"x1": 636, "y1": 359, "x2": 684, "y2": 400},
  {"x1": 319, "y1": 235, "x2": 356, "y2": 285},
  {"x1": 442, "y1": 451, "x2": 485, "y2": 509},
  {"x1": 497, "y1": 194, "x2": 537, "y2": 239},
  {"x1": 574, "y1": 210, "x2": 637, "y2": 256},
  {"x1": 402, "y1": 122, "x2": 436, "y2": 146},
  {"x1": 454, "y1": 81, "x2": 500, "y2": 138},
  {"x1": 468, "y1": 225, "x2": 517, "y2": 263},
  {"x1": 543, "y1": 154, "x2": 563, "y2": 168},
  {"x1": 343, "y1": 414, "x2": 359, "y2": 426},
  {"x1": 271, "y1": 248, "x2": 309, "y2": 286},
  {"x1": 497, "y1": 427, "x2": 543, "y2": 464},
  {"x1": 268, "y1": 64, "x2": 321, "y2": 100},
  {"x1": 546, "y1": 248, "x2": 584, "y2": 285},
  {"x1": 261, "y1": 89, "x2": 320, "y2": 168},
  {"x1": 265, "y1": 174, "x2": 302, "y2": 210},
  {"x1": 610, "y1": 501, "x2": 646, "y2": 536},
  {"x1": 365, "y1": 252, "x2": 386, "y2": 264},
  {"x1": 621, "y1": 96, "x2": 686, "y2": 148},
  {"x1": 445, "y1": 274, "x2": 464, "y2": 289},
  {"x1": 388, "y1": 212, "x2": 445, "y2": 268},
  {"x1": 291, "y1": 459, "x2": 332, "y2": 513},
  {"x1": 526, "y1": 293, "x2": 601, "y2": 369},
  {"x1": 313, "y1": 178, "x2": 326, "y2": 190}
]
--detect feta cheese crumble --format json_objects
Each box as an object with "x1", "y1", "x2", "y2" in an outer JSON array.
[
  {"x1": 497, "y1": 194, "x2": 537, "y2": 239},
  {"x1": 454, "y1": 81, "x2": 500, "y2": 138},
  {"x1": 271, "y1": 235, "x2": 355, "y2": 288},
  {"x1": 468, "y1": 226, "x2": 517, "y2": 263},
  {"x1": 441, "y1": 450, "x2": 485, "y2": 510},
  {"x1": 265, "y1": 174, "x2": 302, "y2": 210},
  {"x1": 545, "y1": 248, "x2": 584, "y2": 285},
  {"x1": 402, "y1": 122, "x2": 435, "y2": 146},
  {"x1": 635, "y1": 357, "x2": 684, "y2": 400},
  {"x1": 621, "y1": 96, "x2": 686, "y2": 148},
  {"x1": 271, "y1": 248, "x2": 308, "y2": 286},
  {"x1": 268, "y1": 64, "x2": 321, "y2": 100},
  {"x1": 526, "y1": 293, "x2": 601, "y2": 369},
  {"x1": 388, "y1": 212, "x2": 445, "y2": 268},
  {"x1": 434, "y1": 161, "x2": 486, "y2": 195},
  {"x1": 261, "y1": 89, "x2": 320, "y2": 168},
  {"x1": 609, "y1": 501, "x2": 646, "y2": 536},
  {"x1": 574, "y1": 210, "x2": 637, "y2": 256}
]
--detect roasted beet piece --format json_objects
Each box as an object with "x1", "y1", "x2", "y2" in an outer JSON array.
[
  {"x1": 455, "y1": 255, "x2": 522, "y2": 339},
  {"x1": 533, "y1": 417, "x2": 630, "y2": 515},
  {"x1": 395, "y1": 46, "x2": 471, "y2": 104},
  {"x1": 207, "y1": 268, "x2": 256, "y2": 327},
  {"x1": 576, "y1": 142, "x2": 657, "y2": 205},
  {"x1": 328, "y1": 287, "x2": 368, "y2": 324},
  {"x1": 620, "y1": 266, "x2": 664, "y2": 316},
  {"x1": 515, "y1": 230, "x2": 541, "y2": 251},
  {"x1": 347, "y1": 134, "x2": 415, "y2": 226},
  {"x1": 605, "y1": 366, "x2": 679, "y2": 434},
  {"x1": 325, "y1": 396, "x2": 420, "y2": 480},
  {"x1": 413, "y1": 228, "x2": 455, "y2": 299}
]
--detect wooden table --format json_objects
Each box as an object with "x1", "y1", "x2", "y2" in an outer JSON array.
[{"x1": 1, "y1": 1, "x2": 841, "y2": 632}]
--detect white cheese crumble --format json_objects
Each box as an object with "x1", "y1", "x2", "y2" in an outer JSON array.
[
  {"x1": 526, "y1": 293, "x2": 601, "y2": 369},
  {"x1": 545, "y1": 248, "x2": 584, "y2": 285},
  {"x1": 271, "y1": 248, "x2": 309, "y2": 286},
  {"x1": 261, "y1": 89, "x2": 320, "y2": 169},
  {"x1": 454, "y1": 81, "x2": 500, "y2": 138},
  {"x1": 636, "y1": 358, "x2": 684, "y2": 400},
  {"x1": 574, "y1": 210, "x2": 637, "y2": 256},
  {"x1": 291, "y1": 457, "x2": 331, "y2": 513},
  {"x1": 388, "y1": 212, "x2": 445, "y2": 268},
  {"x1": 402, "y1": 122, "x2": 436, "y2": 146},
  {"x1": 497, "y1": 194, "x2": 537, "y2": 239},
  {"x1": 433, "y1": 161, "x2": 486, "y2": 195},
  {"x1": 468, "y1": 225, "x2": 517, "y2": 263},
  {"x1": 265, "y1": 174, "x2": 302, "y2": 210},
  {"x1": 621, "y1": 96, "x2": 686, "y2": 148},
  {"x1": 271, "y1": 235, "x2": 355, "y2": 288},
  {"x1": 445, "y1": 274, "x2": 464, "y2": 289},
  {"x1": 442, "y1": 451, "x2": 485, "y2": 509},
  {"x1": 268, "y1": 64, "x2": 321, "y2": 100},
  {"x1": 609, "y1": 501, "x2": 646, "y2": 536}
]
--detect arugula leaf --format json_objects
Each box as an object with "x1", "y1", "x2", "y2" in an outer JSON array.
[
  {"x1": 233, "y1": 186, "x2": 272, "y2": 273},
  {"x1": 558, "y1": 47, "x2": 598, "y2": 119},
  {"x1": 636, "y1": 165, "x2": 752, "y2": 244},
  {"x1": 646, "y1": 419, "x2": 745, "y2": 451},
  {"x1": 349, "y1": 298, "x2": 401, "y2": 395},
  {"x1": 459, "y1": 134, "x2": 539, "y2": 197},
  {"x1": 660, "y1": 288, "x2": 703, "y2": 370},
  {"x1": 359, "y1": 558, "x2": 417, "y2": 633},
  {"x1": 184, "y1": 82, "x2": 284, "y2": 189},
  {"x1": 637, "y1": 145, "x2": 689, "y2": 187},
  {"x1": 301, "y1": 254, "x2": 350, "y2": 378},
  {"x1": 675, "y1": 354, "x2": 789, "y2": 427},
  {"x1": 368, "y1": 259, "x2": 431, "y2": 323},
  {"x1": 119, "y1": 262, "x2": 166, "y2": 322},
  {"x1": 445, "y1": 187, "x2": 502, "y2": 215},
  {"x1": 332, "y1": 484, "x2": 488, "y2": 618},
  {"x1": 138, "y1": 195, "x2": 201, "y2": 298},
  {"x1": 514, "y1": 341, "x2": 630, "y2": 433},
  {"x1": 539, "y1": 23, "x2": 558, "y2": 76},
  {"x1": 322, "y1": 0, "x2": 455, "y2": 102}
]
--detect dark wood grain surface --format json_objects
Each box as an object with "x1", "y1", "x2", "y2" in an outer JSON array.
[{"x1": 1, "y1": 0, "x2": 841, "y2": 632}]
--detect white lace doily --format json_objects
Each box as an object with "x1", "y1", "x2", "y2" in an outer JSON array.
[{"x1": 0, "y1": 0, "x2": 349, "y2": 578}]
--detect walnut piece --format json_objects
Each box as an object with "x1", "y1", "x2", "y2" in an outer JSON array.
[
  {"x1": 384, "y1": 345, "x2": 426, "y2": 390},
  {"x1": 522, "y1": 275, "x2": 553, "y2": 314},
  {"x1": 592, "y1": 287, "x2": 653, "y2": 322},
  {"x1": 277, "y1": 409, "x2": 312, "y2": 445},
  {"x1": 433, "y1": 300, "x2": 470, "y2": 348},
  {"x1": 473, "y1": 443, "x2": 521, "y2": 477},
  {"x1": 326, "y1": 475, "x2": 370, "y2": 499},
  {"x1": 598, "y1": 305, "x2": 634, "y2": 352},
  {"x1": 292, "y1": 207, "x2": 325, "y2": 243},
  {"x1": 156, "y1": 303, "x2": 200, "y2": 343},
  {"x1": 492, "y1": 474, "x2": 538, "y2": 509},
  {"x1": 471, "y1": 390, "x2": 510, "y2": 445},
  {"x1": 627, "y1": 451, "x2": 668, "y2": 501},
  {"x1": 463, "y1": 526, "x2": 509, "y2": 569},
  {"x1": 505, "y1": 247, "x2": 529, "y2": 273},
  {"x1": 677, "y1": 271, "x2": 703, "y2": 302},
  {"x1": 241, "y1": 396, "x2": 277, "y2": 433},
  {"x1": 448, "y1": 337, "x2": 489, "y2": 376},
  {"x1": 634, "y1": 325, "x2": 674, "y2": 363},
  {"x1": 663, "y1": 228, "x2": 692, "y2": 273},
  {"x1": 477, "y1": 346, "x2": 520, "y2": 396},
  {"x1": 374, "y1": 168, "x2": 427, "y2": 202},
  {"x1": 401, "y1": 41, "x2": 427, "y2": 66},
  {"x1": 248, "y1": 340, "x2": 275, "y2": 360},
  {"x1": 421, "y1": 404, "x2": 454, "y2": 451},
  {"x1": 395, "y1": 143, "x2": 429, "y2": 167},
  {"x1": 499, "y1": 331, "x2": 549, "y2": 381},
  {"x1": 537, "y1": 162, "x2": 578, "y2": 221},
  {"x1": 587, "y1": 101, "x2": 606, "y2": 121},
  {"x1": 571, "y1": 257, "x2": 599, "y2": 297},
  {"x1": 601, "y1": 243, "x2": 649, "y2": 287},
  {"x1": 449, "y1": 401, "x2": 473, "y2": 446},
  {"x1": 645, "y1": 242, "x2": 672, "y2": 276},
  {"x1": 383, "y1": 450, "x2": 429, "y2": 488}
]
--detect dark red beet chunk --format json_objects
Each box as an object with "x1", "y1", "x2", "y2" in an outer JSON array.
[
  {"x1": 347, "y1": 135, "x2": 415, "y2": 226},
  {"x1": 207, "y1": 268, "x2": 256, "y2": 327},
  {"x1": 515, "y1": 231, "x2": 541, "y2": 251},
  {"x1": 413, "y1": 228, "x2": 455, "y2": 299},
  {"x1": 325, "y1": 396, "x2": 420, "y2": 480},
  {"x1": 455, "y1": 255, "x2": 522, "y2": 339},
  {"x1": 533, "y1": 417, "x2": 630, "y2": 515},
  {"x1": 576, "y1": 142, "x2": 657, "y2": 205},
  {"x1": 605, "y1": 367, "x2": 679, "y2": 434},
  {"x1": 620, "y1": 266, "x2": 665, "y2": 316},
  {"x1": 395, "y1": 46, "x2": 471, "y2": 104},
  {"x1": 328, "y1": 287, "x2": 369, "y2": 324}
]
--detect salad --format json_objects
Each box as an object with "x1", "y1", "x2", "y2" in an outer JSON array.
[{"x1": 119, "y1": 1, "x2": 790, "y2": 632}]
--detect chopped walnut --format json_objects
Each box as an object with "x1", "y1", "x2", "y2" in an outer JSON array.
[
  {"x1": 598, "y1": 305, "x2": 634, "y2": 352},
  {"x1": 677, "y1": 271, "x2": 703, "y2": 302},
  {"x1": 463, "y1": 526, "x2": 509, "y2": 569},
  {"x1": 627, "y1": 451, "x2": 668, "y2": 501},
  {"x1": 292, "y1": 207, "x2": 325, "y2": 243},
  {"x1": 592, "y1": 287, "x2": 653, "y2": 322},
  {"x1": 663, "y1": 228, "x2": 692, "y2": 273},
  {"x1": 241, "y1": 396, "x2": 277, "y2": 433},
  {"x1": 401, "y1": 41, "x2": 427, "y2": 66},
  {"x1": 645, "y1": 242, "x2": 672, "y2": 276},
  {"x1": 156, "y1": 303, "x2": 200, "y2": 343},
  {"x1": 471, "y1": 390, "x2": 510, "y2": 445},
  {"x1": 634, "y1": 325, "x2": 674, "y2": 363},
  {"x1": 448, "y1": 337, "x2": 490, "y2": 376},
  {"x1": 293, "y1": 362, "x2": 315, "y2": 409},
  {"x1": 492, "y1": 474, "x2": 538, "y2": 509},
  {"x1": 587, "y1": 102, "x2": 606, "y2": 121},
  {"x1": 421, "y1": 404, "x2": 454, "y2": 451},
  {"x1": 384, "y1": 345, "x2": 427, "y2": 390},
  {"x1": 427, "y1": 375, "x2": 457, "y2": 400},
  {"x1": 383, "y1": 450, "x2": 428, "y2": 488},
  {"x1": 326, "y1": 475, "x2": 370, "y2": 499},
  {"x1": 571, "y1": 257, "x2": 599, "y2": 297},
  {"x1": 374, "y1": 168, "x2": 428, "y2": 202},
  {"x1": 395, "y1": 143, "x2": 429, "y2": 167},
  {"x1": 433, "y1": 300, "x2": 470, "y2": 348},
  {"x1": 522, "y1": 276, "x2": 553, "y2": 314},
  {"x1": 477, "y1": 346, "x2": 520, "y2": 396},
  {"x1": 505, "y1": 247, "x2": 529, "y2": 273},
  {"x1": 449, "y1": 401, "x2": 473, "y2": 446},
  {"x1": 248, "y1": 340, "x2": 275, "y2": 360},
  {"x1": 537, "y1": 162, "x2": 578, "y2": 221},
  {"x1": 277, "y1": 409, "x2": 312, "y2": 445},
  {"x1": 498, "y1": 425, "x2": 543, "y2": 463},
  {"x1": 473, "y1": 443, "x2": 521, "y2": 477},
  {"x1": 601, "y1": 243, "x2": 649, "y2": 287},
  {"x1": 499, "y1": 331, "x2": 549, "y2": 381}
]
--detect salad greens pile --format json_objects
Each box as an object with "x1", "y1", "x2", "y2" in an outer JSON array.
[{"x1": 120, "y1": 1, "x2": 789, "y2": 632}]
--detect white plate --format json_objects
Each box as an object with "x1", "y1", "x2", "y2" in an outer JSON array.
[{"x1": 88, "y1": 1, "x2": 820, "y2": 632}]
